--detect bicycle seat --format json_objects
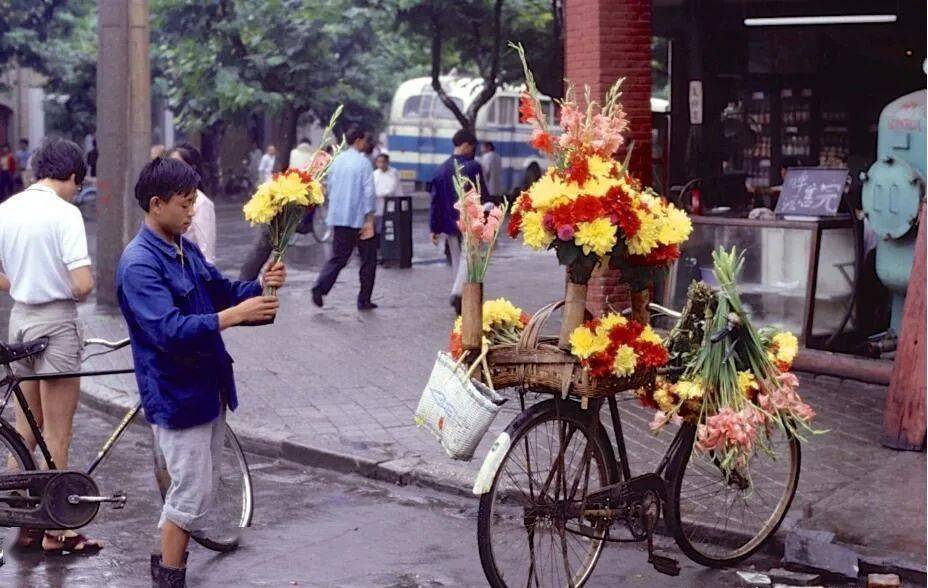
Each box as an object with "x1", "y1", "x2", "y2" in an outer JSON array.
[{"x1": 0, "y1": 337, "x2": 50, "y2": 365}]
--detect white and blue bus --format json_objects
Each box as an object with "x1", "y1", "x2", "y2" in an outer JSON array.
[{"x1": 386, "y1": 76, "x2": 557, "y2": 193}]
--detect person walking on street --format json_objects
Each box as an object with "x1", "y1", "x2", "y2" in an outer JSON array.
[
  {"x1": 117, "y1": 157, "x2": 286, "y2": 586},
  {"x1": 480, "y1": 141, "x2": 503, "y2": 203},
  {"x1": 15, "y1": 138, "x2": 32, "y2": 189},
  {"x1": 0, "y1": 138, "x2": 102, "y2": 554},
  {"x1": 258, "y1": 145, "x2": 277, "y2": 184},
  {"x1": 169, "y1": 144, "x2": 217, "y2": 264},
  {"x1": 0, "y1": 143, "x2": 17, "y2": 201},
  {"x1": 373, "y1": 153, "x2": 402, "y2": 233},
  {"x1": 429, "y1": 129, "x2": 486, "y2": 315},
  {"x1": 311, "y1": 126, "x2": 378, "y2": 310}
]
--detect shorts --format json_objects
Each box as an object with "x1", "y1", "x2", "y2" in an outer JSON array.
[
  {"x1": 152, "y1": 409, "x2": 226, "y2": 532},
  {"x1": 8, "y1": 300, "x2": 83, "y2": 377}
]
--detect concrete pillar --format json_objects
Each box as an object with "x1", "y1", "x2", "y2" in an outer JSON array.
[{"x1": 95, "y1": 0, "x2": 151, "y2": 306}]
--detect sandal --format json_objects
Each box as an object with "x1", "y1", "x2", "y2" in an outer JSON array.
[{"x1": 42, "y1": 531, "x2": 104, "y2": 556}]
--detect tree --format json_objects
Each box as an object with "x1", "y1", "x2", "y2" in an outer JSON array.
[{"x1": 0, "y1": 0, "x2": 71, "y2": 74}]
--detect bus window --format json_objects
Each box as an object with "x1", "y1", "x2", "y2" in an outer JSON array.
[
  {"x1": 485, "y1": 99, "x2": 498, "y2": 124},
  {"x1": 434, "y1": 97, "x2": 465, "y2": 120},
  {"x1": 497, "y1": 96, "x2": 516, "y2": 126},
  {"x1": 402, "y1": 95, "x2": 422, "y2": 118},
  {"x1": 543, "y1": 100, "x2": 556, "y2": 126}
]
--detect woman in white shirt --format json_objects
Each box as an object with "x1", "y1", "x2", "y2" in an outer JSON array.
[{"x1": 168, "y1": 145, "x2": 217, "y2": 264}]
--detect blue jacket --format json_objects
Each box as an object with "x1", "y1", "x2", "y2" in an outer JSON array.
[
  {"x1": 429, "y1": 154, "x2": 486, "y2": 235},
  {"x1": 325, "y1": 148, "x2": 375, "y2": 229},
  {"x1": 116, "y1": 224, "x2": 261, "y2": 429}
]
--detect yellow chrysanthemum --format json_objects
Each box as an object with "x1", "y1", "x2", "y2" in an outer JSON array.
[
  {"x1": 612, "y1": 344, "x2": 638, "y2": 377},
  {"x1": 653, "y1": 386, "x2": 676, "y2": 412},
  {"x1": 570, "y1": 327, "x2": 609, "y2": 360},
  {"x1": 586, "y1": 155, "x2": 615, "y2": 181},
  {"x1": 580, "y1": 177, "x2": 617, "y2": 198},
  {"x1": 737, "y1": 371, "x2": 759, "y2": 397},
  {"x1": 626, "y1": 209, "x2": 661, "y2": 255},
  {"x1": 272, "y1": 173, "x2": 312, "y2": 206},
  {"x1": 657, "y1": 205, "x2": 693, "y2": 245},
  {"x1": 772, "y1": 332, "x2": 799, "y2": 364},
  {"x1": 306, "y1": 180, "x2": 324, "y2": 206},
  {"x1": 675, "y1": 379, "x2": 704, "y2": 401},
  {"x1": 243, "y1": 184, "x2": 278, "y2": 224},
  {"x1": 453, "y1": 316, "x2": 463, "y2": 332},
  {"x1": 574, "y1": 218, "x2": 617, "y2": 256},
  {"x1": 521, "y1": 211, "x2": 554, "y2": 250},
  {"x1": 526, "y1": 171, "x2": 570, "y2": 211},
  {"x1": 483, "y1": 298, "x2": 524, "y2": 331},
  {"x1": 640, "y1": 325, "x2": 663, "y2": 345},
  {"x1": 595, "y1": 313, "x2": 628, "y2": 337}
]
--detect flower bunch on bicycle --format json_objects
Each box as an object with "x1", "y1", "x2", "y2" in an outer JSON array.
[
  {"x1": 449, "y1": 298, "x2": 530, "y2": 359},
  {"x1": 568, "y1": 313, "x2": 669, "y2": 379},
  {"x1": 507, "y1": 43, "x2": 692, "y2": 283},
  {"x1": 643, "y1": 247, "x2": 820, "y2": 481}
]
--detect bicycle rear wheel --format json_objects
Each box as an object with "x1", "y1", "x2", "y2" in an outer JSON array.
[
  {"x1": 311, "y1": 202, "x2": 331, "y2": 243},
  {"x1": 0, "y1": 421, "x2": 37, "y2": 546},
  {"x1": 477, "y1": 398, "x2": 619, "y2": 588},
  {"x1": 666, "y1": 422, "x2": 800, "y2": 567},
  {"x1": 153, "y1": 423, "x2": 253, "y2": 552}
]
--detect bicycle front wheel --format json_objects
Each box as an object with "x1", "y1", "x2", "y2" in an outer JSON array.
[
  {"x1": 153, "y1": 423, "x2": 254, "y2": 552},
  {"x1": 666, "y1": 422, "x2": 800, "y2": 567},
  {"x1": 477, "y1": 398, "x2": 619, "y2": 588}
]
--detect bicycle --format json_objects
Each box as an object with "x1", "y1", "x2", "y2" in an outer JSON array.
[
  {"x1": 0, "y1": 337, "x2": 253, "y2": 553},
  {"x1": 475, "y1": 303, "x2": 800, "y2": 587}
]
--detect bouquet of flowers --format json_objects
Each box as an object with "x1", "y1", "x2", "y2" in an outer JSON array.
[
  {"x1": 450, "y1": 298, "x2": 530, "y2": 360},
  {"x1": 568, "y1": 312, "x2": 669, "y2": 380},
  {"x1": 508, "y1": 43, "x2": 692, "y2": 286},
  {"x1": 645, "y1": 247, "x2": 819, "y2": 481},
  {"x1": 243, "y1": 106, "x2": 344, "y2": 295},
  {"x1": 454, "y1": 168, "x2": 508, "y2": 283}
]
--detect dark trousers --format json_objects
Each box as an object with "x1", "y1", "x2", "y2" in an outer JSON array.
[
  {"x1": 0, "y1": 171, "x2": 14, "y2": 201},
  {"x1": 313, "y1": 226, "x2": 377, "y2": 304},
  {"x1": 240, "y1": 232, "x2": 273, "y2": 282}
]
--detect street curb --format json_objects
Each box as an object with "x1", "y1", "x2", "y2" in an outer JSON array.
[{"x1": 79, "y1": 380, "x2": 924, "y2": 581}]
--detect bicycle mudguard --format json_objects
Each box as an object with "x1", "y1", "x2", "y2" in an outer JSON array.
[
  {"x1": 472, "y1": 431, "x2": 511, "y2": 495},
  {"x1": 0, "y1": 471, "x2": 102, "y2": 529}
]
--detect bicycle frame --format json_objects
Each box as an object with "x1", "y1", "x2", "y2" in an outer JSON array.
[{"x1": 0, "y1": 364, "x2": 137, "y2": 473}]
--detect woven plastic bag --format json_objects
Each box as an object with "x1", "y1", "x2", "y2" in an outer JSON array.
[{"x1": 415, "y1": 347, "x2": 505, "y2": 461}]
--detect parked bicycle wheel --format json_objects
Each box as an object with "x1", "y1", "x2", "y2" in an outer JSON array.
[
  {"x1": 477, "y1": 398, "x2": 620, "y2": 588},
  {"x1": 0, "y1": 422, "x2": 38, "y2": 545},
  {"x1": 153, "y1": 423, "x2": 253, "y2": 552},
  {"x1": 665, "y1": 422, "x2": 800, "y2": 567}
]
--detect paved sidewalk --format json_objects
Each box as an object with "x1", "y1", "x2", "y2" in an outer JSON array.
[{"x1": 5, "y1": 202, "x2": 924, "y2": 579}]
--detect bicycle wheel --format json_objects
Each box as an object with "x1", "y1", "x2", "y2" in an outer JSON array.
[
  {"x1": 153, "y1": 423, "x2": 253, "y2": 552},
  {"x1": 312, "y1": 202, "x2": 331, "y2": 243},
  {"x1": 478, "y1": 398, "x2": 620, "y2": 588},
  {"x1": 666, "y1": 422, "x2": 800, "y2": 567},
  {"x1": 0, "y1": 420, "x2": 38, "y2": 545}
]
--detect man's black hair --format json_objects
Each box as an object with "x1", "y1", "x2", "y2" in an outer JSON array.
[
  {"x1": 452, "y1": 129, "x2": 478, "y2": 147},
  {"x1": 483, "y1": 141, "x2": 495, "y2": 151},
  {"x1": 376, "y1": 153, "x2": 390, "y2": 162},
  {"x1": 134, "y1": 157, "x2": 200, "y2": 212},
  {"x1": 168, "y1": 142, "x2": 206, "y2": 191},
  {"x1": 31, "y1": 138, "x2": 87, "y2": 184},
  {"x1": 299, "y1": 137, "x2": 312, "y2": 144},
  {"x1": 345, "y1": 125, "x2": 371, "y2": 145}
]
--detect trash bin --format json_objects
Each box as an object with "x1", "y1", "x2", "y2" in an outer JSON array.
[{"x1": 381, "y1": 196, "x2": 413, "y2": 268}]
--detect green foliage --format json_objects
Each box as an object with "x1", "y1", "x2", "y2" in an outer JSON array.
[{"x1": 0, "y1": 0, "x2": 72, "y2": 72}]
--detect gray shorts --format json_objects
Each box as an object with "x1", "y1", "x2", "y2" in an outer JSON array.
[
  {"x1": 8, "y1": 300, "x2": 83, "y2": 377},
  {"x1": 152, "y1": 409, "x2": 226, "y2": 533}
]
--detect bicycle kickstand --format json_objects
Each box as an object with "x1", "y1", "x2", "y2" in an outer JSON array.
[{"x1": 647, "y1": 531, "x2": 681, "y2": 577}]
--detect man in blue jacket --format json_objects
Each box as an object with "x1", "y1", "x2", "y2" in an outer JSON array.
[
  {"x1": 117, "y1": 157, "x2": 285, "y2": 586},
  {"x1": 429, "y1": 129, "x2": 486, "y2": 315}
]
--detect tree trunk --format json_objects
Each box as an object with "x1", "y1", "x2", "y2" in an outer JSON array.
[
  {"x1": 199, "y1": 119, "x2": 226, "y2": 198},
  {"x1": 273, "y1": 103, "x2": 300, "y2": 171}
]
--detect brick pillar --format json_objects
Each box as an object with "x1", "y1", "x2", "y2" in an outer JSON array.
[{"x1": 565, "y1": 0, "x2": 653, "y2": 319}]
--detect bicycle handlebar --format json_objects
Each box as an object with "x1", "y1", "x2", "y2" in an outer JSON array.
[{"x1": 84, "y1": 338, "x2": 130, "y2": 350}]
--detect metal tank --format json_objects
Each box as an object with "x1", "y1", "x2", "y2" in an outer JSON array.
[{"x1": 860, "y1": 88, "x2": 927, "y2": 333}]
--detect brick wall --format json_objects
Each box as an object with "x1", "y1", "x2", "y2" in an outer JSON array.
[{"x1": 565, "y1": 0, "x2": 653, "y2": 318}]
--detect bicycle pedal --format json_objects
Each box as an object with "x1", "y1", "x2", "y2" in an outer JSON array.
[
  {"x1": 109, "y1": 492, "x2": 127, "y2": 510},
  {"x1": 649, "y1": 554, "x2": 680, "y2": 576}
]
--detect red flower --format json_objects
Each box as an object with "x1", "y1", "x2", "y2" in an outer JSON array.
[
  {"x1": 519, "y1": 93, "x2": 538, "y2": 123},
  {"x1": 628, "y1": 244, "x2": 680, "y2": 267},
  {"x1": 520, "y1": 312, "x2": 531, "y2": 326},
  {"x1": 565, "y1": 155, "x2": 591, "y2": 186},
  {"x1": 508, "y1": 210, "x2": 523, "y2": 238},
  {"x1": 587, "y1": 353, "x2": 613, "y2": 378},
  {"x1": 633, "y1": 341, "x2": 669, "y2": 368},
  {"x1": 531, "y1": 130, "x2": 555, "y2": 154},
  {"x1": 571, "y1": 195, "x2": 605, "y2": 224},
  {"x1": 450, "y1": 330, "x2": 463, "y2": 360},
  {"x1": 604, "y1": 186, "x2": 640, "y2": 238}
]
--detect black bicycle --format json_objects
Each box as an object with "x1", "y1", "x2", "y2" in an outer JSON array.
[
  {"x1": 476, "y1": 305, "x2": 801, "y2": 587},
  {"x1": 0, "y1": 337, "x2": 253, "y2": 552}
]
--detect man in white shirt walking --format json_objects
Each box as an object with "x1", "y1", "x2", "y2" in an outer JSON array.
[
  {"x1": 373, "y1": 153, "x2": 402, "y2": 222},
  {"x1": 0, "y1": 138, "x2": 102, "y2": 554},
  {"x1": 258, "y1": 144, "x2": 277, "y2": 184}
]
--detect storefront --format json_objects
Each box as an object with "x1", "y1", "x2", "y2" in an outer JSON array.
[{"x1": 651, "y1": 0, "x2": 926, "y2": 356}]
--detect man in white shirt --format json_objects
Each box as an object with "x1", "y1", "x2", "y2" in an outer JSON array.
[
  {"x1": 480, "y1": 141, "x2": 503, "y2": 200},
  {"x1": 168, "y1": 144, "x2": 217, "y2": 264},
  {"x1": 258, "y1": 144, "x2": 277, "y2": 184},
  {"x1": 373, "y1": 153, "x2": 402, "y2": 220},
  {"x1": 0, "y1": 138, "x2": 102, "y2": 553},
  {"x1": 289, "y1": 138, "x2": 314, "y2": 171}
]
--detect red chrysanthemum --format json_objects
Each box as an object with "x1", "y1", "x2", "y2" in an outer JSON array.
[
  {"x1": 604, "y1": 186, "x2": 640, "y2": 238},
  {"x1": 530, "y1": 131, "x2": 556, "y2": 154},
  {"x1": 450, "y1": 330, "x2": 463, "y2": 360},
  {"x1": 508, "y1": 210, "x2": 523, "y2": 238},
  {"x1": 565, "y1": 155, "x2": 591, "y2": 186},
  {"x1": 628, "y1": 244, "x2": 680, "y2": 267},
  {"x1": 571, "y1": 195, "x2": 605, "y2": 224},
  {"x1": 633, "y1": 341, "x2": 669, "y2": 368}
]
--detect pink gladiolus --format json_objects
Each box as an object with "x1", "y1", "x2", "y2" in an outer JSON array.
[
  {"x1": 488, "y1": 207, "x2": 504, "y2": 221},
  {"x1": 306, "y1": 151, "x2": 332, "y2": 176},
  {"x1": 557, "y1": 224, "x2": 575, "y2": 240}
]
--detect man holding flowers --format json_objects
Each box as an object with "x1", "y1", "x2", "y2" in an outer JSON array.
[{"x1": 116, "y1": 157, "x2": 286, "y2": 586}]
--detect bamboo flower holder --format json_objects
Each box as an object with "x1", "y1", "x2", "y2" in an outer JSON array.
[
  {"x1": 558, "y1": 281, "x2": 588, "y2": 349},
  {"x1": 461, "y1": 282, "x2": 484, "y2": 351}
]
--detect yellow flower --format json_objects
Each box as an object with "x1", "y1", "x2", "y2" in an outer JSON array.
[
  {"x1": 612, "y1": 344, "x2": 638, "y2": 377},
  {"x1": 243, "y1": 184, "x2": 279, "y2": 224},
  {"x1": 626, "y1": 208, "x2": 661, "y2": 255},
  {"x1": 653, "y1": 386, "x2": 676, "y2": 412},
  {"x1": 574, "y1": 218, "x2": 617, "y2": 256},
  {"x1": 527, "y1": 171, "x2": 570, "y2": 211},
  {"x1": 640, "y1": 325, "x2": 663, "y2": 345},
  {"x1": 586, "y1": 155, "x2": 615, "y2": 181},
  {"x1": 521, "y1": 211, "x2": 554, "y2": 249},
  {"x1": 272, "y1": 173, "x2": 312, "y2": 206},
  {"x1": 483, "y1": 298, "x2": 524, "y2": 331},
  {"x1": 570, "y1": 326, "x2": 609, "y2": 360},
  {"x1": 675, "y1": 379, "x2": 704, "y2": 401},
  {"x1": 453, "y1": 316, "x2": 463, "y2": 332},
  {"x1": 737, "y1": 371, "x2": 759, "y2": 397},
  {"x1": 657, "y1": 205, "x2": 693, "y2": 246},
  {"x1": 306, "y1": 180, "x2": 324, "y2": 206},
  {"x1": 595, "y1": 313, "x2": 627, "y2": 337},
  {"x1": 772, "y1": 331, "x2": 799, "y2": 365}
]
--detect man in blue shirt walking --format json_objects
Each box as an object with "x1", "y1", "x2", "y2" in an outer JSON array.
[
  {"x1": 311, "y1": 126, "x2": 378, "y2": 310},
  {"x1": 117, "y1": 157, "x2": 285, "y2": 586}
]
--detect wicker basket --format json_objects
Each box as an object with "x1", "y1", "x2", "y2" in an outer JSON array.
[{"x1": 484, "y1": 300, "x2": 654, "y2": 399}]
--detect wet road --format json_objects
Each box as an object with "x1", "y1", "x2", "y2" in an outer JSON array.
[{"x1": 0, "y1": 404, "x2": 798, "y2": 587}]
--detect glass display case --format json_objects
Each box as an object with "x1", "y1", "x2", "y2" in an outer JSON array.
[{"x1": 663, "y1": 216, "x2": 856, "y2": 347}]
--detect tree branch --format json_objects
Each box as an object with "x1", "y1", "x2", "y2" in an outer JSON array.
[
  {"x1": 465, "y1": 0, "x2": 504, "y2": 124},
  {"x1": 429, "y1": 4, "x2": 471, "y2": 130}
]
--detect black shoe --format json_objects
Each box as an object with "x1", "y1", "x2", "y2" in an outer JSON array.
[
  {"x1": 450, "y1": 295, "x2": 462, "y2": 316},
  {"x1": 311, "y1": 287, "x2": 324, "y2": 308},
  {"x1": 357, "y1": 301, "x2": 379, "y2": 311},
  {"x1": 151, "y1": 553, "x2": 187, "y2": 588}
]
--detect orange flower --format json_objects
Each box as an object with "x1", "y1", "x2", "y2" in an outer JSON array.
[
  {"x1": 530, "y1": 130, "x2": 555, "y2": 154},
  {"x1": 519, "y1": 92, "x2": 537, "y2": 123}
]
